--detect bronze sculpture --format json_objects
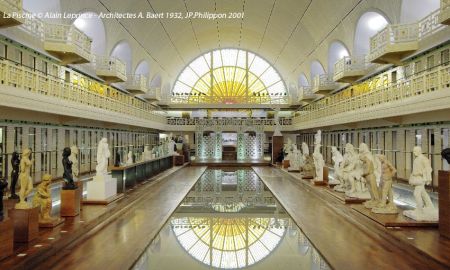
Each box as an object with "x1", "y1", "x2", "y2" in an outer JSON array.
[
  {"x1": 62, "y1": 147, "x2": 76, "y2": 190},
  {"x1": 9, "y1": 151, "x2": 20, "y2": 199},
  {"x1": 0, "y1": 178, "x2": 7, "y2": 219}
]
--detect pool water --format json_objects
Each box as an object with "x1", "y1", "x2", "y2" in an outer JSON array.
[{"x1": 132, "y1": 168, "x2": 330, "y2": 270}]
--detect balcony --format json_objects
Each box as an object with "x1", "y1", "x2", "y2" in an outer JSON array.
[
  {"x1": 143, "y1": 87, "x2": 161, "y2": 102},
  {"x1": 312, "y1": 74, "x2": 337, "y2": 95},
  {"x1": 94, "y1": 56, "x2": 127, "y2": 84},
  {"x1": 299, "y1": 86, "x2": 317, "y2": 103},
  {"x1": 292, "y1": 63, "x2": 450, "y2": 129},
  {"x1": 125, "y1": 74, "x2": 148, "y2": 95},
  {"x1": 44, "y1": 24, "x2": 92, "y2": 65},
  {"x1": 368, "y1": 23, "x2": 419, "y2": 65},
  {"x1": 333, "y1": 55, "x2": 367, "y2": 83},
  {"x1": 0, "y1": 0, "x2": 23, "y2": 27},
  {"x1": 439, "y1": 0, "x2": 450, "y2": 25}
]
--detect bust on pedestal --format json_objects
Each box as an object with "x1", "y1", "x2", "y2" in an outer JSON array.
[
  {"x1": 403, "y1": 146, "x2": 438, "y2": 221},
  {"x1": 86, "y1": 138, "x2": 118, "y2": 203}
]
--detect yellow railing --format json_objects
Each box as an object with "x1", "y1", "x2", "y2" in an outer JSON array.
[
  {"x1": 293, "y1": 64, "x2": 450, "y2": 125},
  {"x1": 0, "y1": 60, "x2": 167, "y2": 123}
]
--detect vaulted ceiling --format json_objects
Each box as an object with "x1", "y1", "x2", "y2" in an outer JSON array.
[{"x1": 91, "y1": 0, "x2": 363, "y2": 83}]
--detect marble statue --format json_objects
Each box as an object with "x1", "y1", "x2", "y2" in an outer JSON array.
[
  {"x1": 168, "y1": 138, "x2": 178, "y2": 155},
  {"x1": 329, "y1": 147, "x2": 343, "y2": 185},
  {"x1": 273, "y1": 109, "x2": 282, "y2": 136},
  {"x1": 313, "y1": 147, "x2": 325, "y2": 182},
  {"x1": 360, "y1": 154, "x2": 377, "y2": 206},
  {"x1": 403, "y1": 146, "x2": 438, "y2": 221},
  {"x1": 143, "y1": 146, "x2": 152, "y2": 161},
  {"x1": 96, "y1": 138, "x2": 110, "y2": 175},
  {"x1": 283, "y1": 138, "x2": 293, "y2": 161},
  {"x1": 32, "y1": 174, "x2": 57, "y2": 224},
  {"x1": 335, "y1": 144, "x2": 359, "y2": 193},
  {"x1": 62, "y1": 147, "x2": 76, "y2": 190},
  {"x1": 15, "y1": 148, "x2": 34, "y2": 209},
  {"x1": 302, "y1": 155, "x2": 316, "y2": 179},
  {"x1": 301, "y1": 142, "x2": 309, "y2": 158},
  {"x1": 359, "y1": 143, "x2": 379, "y2": 207},
  {"x1": 126, "y1": 151, "x2": 133, "y2": 165},
  {"x1": 372, "y1": 155, "x2": 398, "y2": 214},
  {"x1": 314, "y1": 130, "x2": 322, "y2": 146},
  {"x1": 0, "y1": 178, "x2": 7, "y2": 219},
  {"x1": 288, "y1": 144, "x2": 301, "y2": 171},
  {"x1": 69, "y1": 145, "x2": 79, "y2": 178},
  {"x1": 9, "y1": 151, "x2": 20, "y2": 199}
]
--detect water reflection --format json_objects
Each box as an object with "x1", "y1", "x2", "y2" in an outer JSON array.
[{"x1": 133, "y1": 168, "x2": 330, "y2": 270}]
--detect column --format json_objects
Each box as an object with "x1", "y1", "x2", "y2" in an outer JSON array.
[
  {"x1": 34, "y1": 127, "x2": 42, "y2": 177},
  {"x1": 433, "y1": 127, "x2": 442, "y2": 187},
  {"x1": 5, "y1": 125, "x2": 15, "y2": 185},
  {"x1": 385, "y1": 130, "x2": 393, "y2": 167},
  {"x1": 56, "y1": 128, "x2": 65, "y2": 176},
  {"x1": 396, "y1": 129, "x2": 406, "y2": 179},
  {"x1": 405, "y1": 129, "x2": 415, "y2": 180}
]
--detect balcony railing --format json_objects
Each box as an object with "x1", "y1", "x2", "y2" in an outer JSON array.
[
  {"x1": 439, "y1": 0, "x2": 450, "y2": 24},
  {"x1": 299, "y1": 86, "x2": 316, "y2": 103},
  {"x1": 167, "y1": 118, "x2": 293, "y2": 127},
  {"x1": 44, "y1": 23, "x2": 92, "y2": 64},
  {"x1": 312, "y1": 73, "x2": 337, "y2": 94},
  {"x1": 93, "y1": 55, "x2": 127, "y2": 83},
  {"x1": 0, "y1": 0, "x2": 24, "y2": 27},
  {"x1": 419, "y1": 8, "x2": 446, "y2": 38},
  {"x1": 292, "y1": 63, "x2": 450, "y2": 126},
  {"x1": 368, "y1": 23, "x2": 419, "y2": 64},
  {"x1": 144, "y1": 87, "x2": 161, "y2": 101},
  {"x1": 0, "y1": 59, "x2": 166, "y2": 124},
  {"x1": 169, "y1": 94, "x2": 289, "y2": 105},
  {"x1": 125, "y1": 74, "x2": 148, "y2": 95},
  {"x1": 333, "y1": 55, "x2": 367, "y2": 83}
]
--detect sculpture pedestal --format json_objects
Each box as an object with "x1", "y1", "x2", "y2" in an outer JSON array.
[
  {"x1": 84, "y1": 174, "x2": 121, "y2": 205},
  {"x1": 8, "y1": 207, "x2": 39, "y2": 243},
  {"x1": 39, "y1": 217, "x2": 65, "y2": 228},
  {"x1": 61, "y1": 188, "x2": 81, "y2": 217},
  {"x1": 0, "y1": 218, "x2": 14, "y2": 260},
  {"x1": 313, "y1": 167, "x2": 329, "y2": 186},
  {"x1": 439, "y1": 170, "x2": 450, "y2": 238}
]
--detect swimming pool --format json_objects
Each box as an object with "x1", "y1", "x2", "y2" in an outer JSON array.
[{"x1": 132, "y1": 168, "x2": 330, "y2": 270}]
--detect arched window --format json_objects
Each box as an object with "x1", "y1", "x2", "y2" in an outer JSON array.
[
  {"x1": 354, "y1": 11, "x2": 389, "y2": 55},
  {"x1": 172, "y1": 49, "x2": 287, "y2": 104}
]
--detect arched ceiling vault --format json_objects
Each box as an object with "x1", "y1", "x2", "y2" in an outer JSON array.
[{"x1": 61, "y1": 0, "x2": 402, "y2": 85}]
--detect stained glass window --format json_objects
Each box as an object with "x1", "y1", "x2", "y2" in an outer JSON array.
[{"x1": 172, "y1": 49, "x2": 287, "y2": 104}]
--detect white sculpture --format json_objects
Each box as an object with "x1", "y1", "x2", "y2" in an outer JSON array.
[
  {"x1": 143, "y1": 146, "x2": 152, "y2": 161},
  {"x1": 359, "y1": 143, "x2": 380, "y2": 206},
  {"x1": 95, "y1": 138, "x2": 110, "y2": 176},
  {"x1": 329, "y1": 146, "x2": 343, "y2": 185},
  {"x1": 313, "y1": 146, "x2": 324, "y2": 182},
  {"x1": 403, "y1": 146, "x2": 438, "y2": 221},
  {"x1": 335, "y1": 144, "x2": 360, "y2": 194},
  {"x1": 69, "y1": 145, "x2": 79, "y2": 178},
  {"x1": 88, "y1": 138, "x2": 117, "y2": 201},
  {"x1": 168, "y1": 138, "x2": 178, "y2": 155},
  {"x1": 126, "y1": 151, "x2": 133, "y2": 165},
  {"x1": 312, "y1": 130, "x2": 324, "y2": 182},
  {"x1": 283, "y1": 138, "x2": 293, "y2": 161},
  {"x1": 372, "y1": 155, "x2": 398, "y2": 214},
  {"x1": 288, "y1": 144, "x2": 302, "y2": 171},
  {"x1": 301, "y1": 142, "x2": 309, "y2": 160}
]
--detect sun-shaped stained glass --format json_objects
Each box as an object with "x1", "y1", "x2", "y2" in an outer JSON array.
[
  {"x1": 172, "y1": 49, "x2": 287, "y2": 104},
  {"x1": 172, "y1": 217, "x2": 285, "y2": 269}
]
